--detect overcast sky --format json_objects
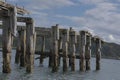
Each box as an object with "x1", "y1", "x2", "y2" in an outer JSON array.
[{"x1": 3, "y1": 0, "x2": 120, "y2": 44}]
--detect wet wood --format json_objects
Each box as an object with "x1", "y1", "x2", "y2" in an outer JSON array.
[
  {"x1": 94, "y1": 37, "x2": 101, "y2": 70},
  {"x1": 69, "y1": 28, "x2": 76, "y2": 71},
  {"x1": 58, "y1": 37, "x2": 62, "y2": 66},
  {"x1": 15, "y1": 30, "x2": 21, "y2": 64},
  {"x1": 48, "y1": 49, "x2": 53, "y2": 67},
  {"x1": 85, "y1": 33, "x2": 91, "y2": 70},
  {"x1": 40, "y1": 36, "x2": 45, "y2": 65},
  {"x1": 2, "y1": 7, "x2": 17, "y2": 73},
  {"x1": 79, "y1": 31, "x2": 86, "y2": 71},
  {"x1": 51, "y1": 25, "x2": 59, "y2": 72},
  {"x1": 52, "y1": 40, "x2": 58, "y2": 72},
  {"x1": 26, "y1": 18, "x2": 35, "y2": 73},
  {"x1": 20, "y1": 30, "x2": 26, "y2": 67},
  {"x1": 2, "y1": 16, "x2": 12, "y2": 73},
  {"x1": 61, "y1": 29, "x2": 69, "y2": 72}
]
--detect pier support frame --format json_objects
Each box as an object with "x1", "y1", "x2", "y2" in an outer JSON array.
[{"x1": 2, "y1": 7, "x2": 17, "y2": 73}]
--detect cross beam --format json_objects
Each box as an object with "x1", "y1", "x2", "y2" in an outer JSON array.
[{"x1": 0, "y1": 1, "x2": 29, "y2": 15}]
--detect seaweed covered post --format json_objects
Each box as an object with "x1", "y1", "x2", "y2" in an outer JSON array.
[
  {"x1": 51, "y1": 24, "x2": 59, "y2": 72},
  {"x1": 79, "y1": 31, "x2": 86, "y2": 71},
  {"x1": 69, "y1": 28, "x2": 76, "y2": 71},
  {"x1": 85, "y1": 32, "x2": 92, "y2": 70}
]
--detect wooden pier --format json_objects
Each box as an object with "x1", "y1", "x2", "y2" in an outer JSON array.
[{"x1": 0, "y1": 1, "x2": 103, "y2": 73}]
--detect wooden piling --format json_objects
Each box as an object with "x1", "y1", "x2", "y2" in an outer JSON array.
[
  {"x1": 85, "y1": 33, "x2": 91, "y2": 70},
  {"x1": 26, "y1": 18, "x2": 35, "y2": 73},
  {"x1": 79, "y1": 31, "x2": 86, "y2": 71},
  {"x1": 40, "y1": 36, "x2": 45, "y2": 65},
  {"x1": 2, "y1": 16, "x2": 12, "y2": 73},
  {"x1": 61, "y1": 29, "x2": 69, "y2": 72},
  {"x1": 48, "y1": 49, "x2": 53, "y2": 67},
  {"x1": 2, "y1": 7, "x2": 17, "y2": 73},
  {"x1": 20, "y1": 30, "x2": 26, "y2": 67},
  {"x1": 15, "y1": 31, "x2": 21, "y2": 64},
  {"x1": 52, "y1": 40, "x2": 58, "y2": 72},
  {"x1": 51, "y1": 25, "x2": 59, "y2": 72},
  {"x1": 69, "y1": 28, "x2": 76, "y2": 71},
  {"x1": 95, "y1": 37, "x2": 101, "y2": 70},
  {"x1": 58, "y1": 36, "x2": 62, "y2": 66},
  {"x1": 33, "y1": 32, "x2": 36, "y2": 65}
]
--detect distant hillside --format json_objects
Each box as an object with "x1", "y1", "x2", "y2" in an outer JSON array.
[
  {"x1": 101, "y1": 42, "x2": 120, "y2": 59},
  {"x1": 0, "y1": 35, "x2": 120, "y2": 59}
]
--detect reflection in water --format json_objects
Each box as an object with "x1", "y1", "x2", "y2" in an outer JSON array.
[{"x1": 0, "y1": 50, "x2": 120, "y2": 80}]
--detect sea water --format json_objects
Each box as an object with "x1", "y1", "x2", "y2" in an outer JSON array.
[{"x1": 0, "y1": 50, "x2": 120, "y2": 80}]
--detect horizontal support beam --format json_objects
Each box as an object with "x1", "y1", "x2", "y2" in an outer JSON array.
[
  {"x1": 0, "y1": 1, "x2": 29, "y2": 15},
  {"x1": 17, "y1": 17, "x2": 33, "y2": 23},
  {"x1": 35, "y1": 27, "x2": 51, "y2": 37},
  {"x1": 35, "y1": 51, "x2": 80, "y2": 59}
]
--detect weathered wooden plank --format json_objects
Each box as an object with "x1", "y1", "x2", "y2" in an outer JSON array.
[
  {"x1": 17, "y1": 17, "x2": 32, "y2": 23},
  {"x1": 1, "y1": 25, "x2": 52, "y2": 37},
  {"x1": 36, "y1": 30, "x2": 51, "y2": 37}
]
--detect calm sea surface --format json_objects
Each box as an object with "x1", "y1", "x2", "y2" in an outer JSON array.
[{"x1": 0, "y1": 50, "x2": 120, "y2": 80}]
